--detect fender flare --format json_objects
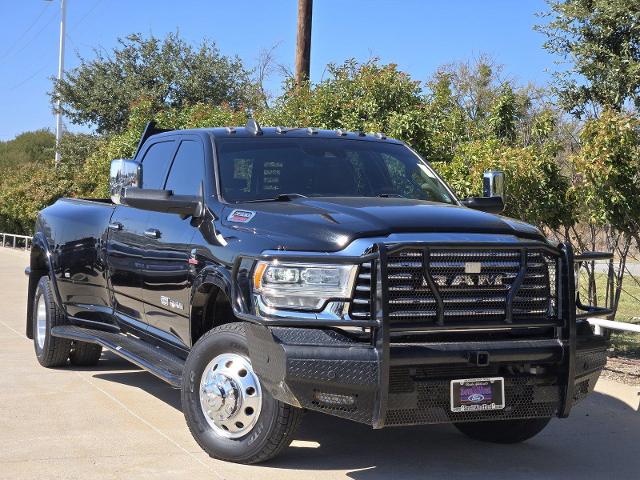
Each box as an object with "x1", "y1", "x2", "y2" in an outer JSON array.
[
  {"x1": 191, "y1": 265, "x2": 233, "y2": 308},
  {"x1": 25, "y1": 232, "x2": 63, "y2": 338},
  {"x1": 189, "y1": 265, "x2": 234, "y2": 342}
]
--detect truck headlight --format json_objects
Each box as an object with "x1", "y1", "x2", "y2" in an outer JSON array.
[{"x1": 253, "y1": 261, "x2": 357, "y2": 310}]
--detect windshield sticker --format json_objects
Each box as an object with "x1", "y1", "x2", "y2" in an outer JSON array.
[{"x1": 227, "y1": 209, "x2": 256, "y2": 223}]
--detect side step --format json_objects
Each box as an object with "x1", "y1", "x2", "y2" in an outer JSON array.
[{"x1": 51, "y1": 325, "x2": 184, "y2": 387}]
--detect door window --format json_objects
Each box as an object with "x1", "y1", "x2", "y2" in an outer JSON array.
[
  {"x1": 141, "y1": 140, "x2": 176, "y2": 189},
  {"x1": 165, "y1": 140, "x2": 205, "y2": 195}
]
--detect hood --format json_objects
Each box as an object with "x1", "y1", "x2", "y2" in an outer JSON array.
[{"x1": 220, "y1": 197, "x2": 546, "y2": 252}]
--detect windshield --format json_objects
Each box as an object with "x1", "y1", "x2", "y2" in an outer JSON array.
[{"x1": 216, "y1": 137, "x2": 457, "y2": 204}]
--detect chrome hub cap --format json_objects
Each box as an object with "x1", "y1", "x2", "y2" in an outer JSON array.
[
  {"x1": 36, "y1": 296, "x2": 47, "y2": 350},
  {"x1": 199, "y1": 353, "x2": 262, "y2": 438}
]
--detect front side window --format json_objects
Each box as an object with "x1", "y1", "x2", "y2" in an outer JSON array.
[
  {"x1": 165, "y1": 140, "x2": 204, "y2": 195},
  {"x1": 216, "y1": 137, "x2": 456, "y2": 204},
  {"x1": 141, "y1": 140, "x2": 176, "y2": 189}
]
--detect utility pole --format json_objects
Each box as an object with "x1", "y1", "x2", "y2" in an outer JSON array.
[
  {"x1": 295, "y1": 0, "x2": 312, "y2": 85},
  {"x1": 54, "y1": 0, "x2": 67, "y2": 164}
]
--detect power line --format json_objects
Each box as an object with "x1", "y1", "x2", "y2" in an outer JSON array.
[
  {"x1": 7, "y1": 64, "x2": 50, "y2": 91},
  {"x1": 0, "y1": 3, "x2": 51, "y2": 61},
  {"x1": 69, "y1": 0, "x2": 102, "y2": 31},
  {"x1": 3, "y1": 8, "x2": 59, "y2": 62}
]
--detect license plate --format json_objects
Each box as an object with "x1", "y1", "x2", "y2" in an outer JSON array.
[{"x1": 450, "y1": 377, "x2": 505, "y2": 412}]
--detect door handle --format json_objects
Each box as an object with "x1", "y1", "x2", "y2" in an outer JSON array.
[
  {"x1": 108, "y1": 222, "x2": 123, "y2": 231},
  {"x1": 144, "y1": 228, "x2": 161, "y2": 239}
]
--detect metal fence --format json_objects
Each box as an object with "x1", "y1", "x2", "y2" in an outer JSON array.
[{"x1": 0, "y1": 232, "x2": 32, "y2": 250}]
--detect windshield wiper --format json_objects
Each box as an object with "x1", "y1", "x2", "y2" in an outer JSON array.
[
  {"x1": 377, "y1": 193, "x2": 405, "y2": 198},
  {"x1": 241, "y1": 193, "x2": 308, "y2": 203}
]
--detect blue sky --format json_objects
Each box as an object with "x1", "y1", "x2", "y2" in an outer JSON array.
[{"x1": 0, "y1": 0, "x2": 554, "y2": 140}]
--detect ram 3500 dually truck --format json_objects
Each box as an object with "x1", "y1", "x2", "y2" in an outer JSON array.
[{"x1": 26, "y1": 120, "x2": 612, "y2": 464}]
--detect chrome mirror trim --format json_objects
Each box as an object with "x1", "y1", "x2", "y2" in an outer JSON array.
[
  {"x1": 483, "y1": 170, "x2": 505, "y2": 198},
  {"x1": 109, "y1": 159, "x2": 141, "y2": 204}
]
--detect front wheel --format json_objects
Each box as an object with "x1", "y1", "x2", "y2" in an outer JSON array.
[
  {"x1": 453, "y1": 417, "x2": 551, "y2": 444},
  {"x1": 181, "y1": 323, "x2": 302, "y2": 464}
]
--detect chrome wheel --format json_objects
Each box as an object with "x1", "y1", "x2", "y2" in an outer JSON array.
[
  {"x1": 199, "y1": 353, "x2": 262, "y2": 439},
  {"x1": 36, "y1": 295, "x2": 47, "y2": 350}
]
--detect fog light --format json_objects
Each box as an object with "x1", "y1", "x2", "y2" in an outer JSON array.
[{"x1": 313, "y1": 391, "x2": 356, "y2": 406}]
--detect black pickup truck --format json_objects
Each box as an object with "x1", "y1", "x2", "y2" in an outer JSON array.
[{"x1": 26, "y1": 120, "x2": 611, "y2": 464}]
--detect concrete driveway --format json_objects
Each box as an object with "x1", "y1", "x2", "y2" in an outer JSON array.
[{"x1": 1, "y1": 247, "x2": 639, "y2": 480}]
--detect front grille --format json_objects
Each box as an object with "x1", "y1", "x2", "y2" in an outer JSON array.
[
  {"x1": 385, "y1": 248, "x2": 558, "y2": 329},
  {"x1": 350, "y1": 261, "x2": 374, "y2": 320}
]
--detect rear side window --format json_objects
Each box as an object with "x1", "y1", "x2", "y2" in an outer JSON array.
[
  {"x1": 141, "y1": 140, "x2": 175, "y2": 189},
  {"x1": 165, "y1": 140, "x2": 205, "y2": 195}
]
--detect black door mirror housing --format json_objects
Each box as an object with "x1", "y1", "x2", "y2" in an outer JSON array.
[
  {"x1": 461, "y1": 196, "x2": 505, "y2": 214},
  {"x1": 121, "y1": 187, "x2": 203, "y2": 218}
]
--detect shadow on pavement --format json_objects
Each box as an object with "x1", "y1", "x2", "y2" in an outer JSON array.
[
  {"x1": 65, "y1": 350, "x2": 141, "y2": 372},
  {"x1": 84, "y1": 355, "x2": 640, "y2": 479}
]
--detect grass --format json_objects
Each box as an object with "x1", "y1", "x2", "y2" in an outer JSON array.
[{"x1": 578, "y1": 270, "x2": 640, "y2": 357}]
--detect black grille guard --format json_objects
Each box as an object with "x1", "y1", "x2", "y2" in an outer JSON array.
[{"x1": 230, "y1": 241, "x2": 614, "y2": 424}]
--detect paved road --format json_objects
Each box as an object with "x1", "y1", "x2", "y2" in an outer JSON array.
[{"x1": 1, "y1": 247, "x2": 639, "y2": 480}]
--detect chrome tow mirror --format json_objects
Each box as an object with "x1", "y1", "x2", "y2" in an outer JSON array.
[
  {"x1": 483, "y1": 170, "x2": 504, "y2": 198},
  {"x1": 109, "y1": 159, "x2": 141, "y2": 204}
]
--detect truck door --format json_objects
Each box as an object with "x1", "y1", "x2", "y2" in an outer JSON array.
[
  {"x1": 107, "y1": 138, "x2": 177, "y2": 333},
  {"x1": 141, "y1": 137, "x2": 205, "y2": 348}
]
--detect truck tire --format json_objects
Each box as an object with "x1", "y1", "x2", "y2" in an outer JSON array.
[
  {"x1": 33, "y1": 276, "x2": 72, "y2": 368},
  {"x1": 182, "y1": 322, "x2": 303, "y2": 464},
  {"x1": 69, "y1": 341, "x2": 102, "y2": 366},
  {"x1": 454, "y1": 417, "x2": 551, "y2": 444}
]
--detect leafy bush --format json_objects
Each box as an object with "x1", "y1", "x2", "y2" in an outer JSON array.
[
  {"x1": 0, "y1": 129, "x2": 55, "y2": 170},
  {"x1": 571, "y1": 110, "x2": 640, "y2": 233},
  {"x1": 0, "y1": 160, "x2": 76, "y2": 233},
  {"x1": 436, "y1": 140, "x2": 574, "y2": 229}
]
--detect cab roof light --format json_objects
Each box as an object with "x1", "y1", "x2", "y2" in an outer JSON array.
[{"x1": 246, "y1": 117, "x2": 263, "y2": 136}]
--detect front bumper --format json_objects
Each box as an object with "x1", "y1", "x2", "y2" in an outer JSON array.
[{"x1": 246, "y1": 325, "x2": 607, "y2": 427}]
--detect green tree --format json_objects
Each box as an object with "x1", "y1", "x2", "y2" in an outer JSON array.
[
  {"x1": 79, "y1": 99, "x2": 247, "y2": 198},
  {"x1": 51, "y1": 33, "x2": 256, "y2": 134},
  {"x1": 538, "y1": 0, "x2": 640, "y2": 116},
  {"x1": 570, "y1": 110, "x2": 640, "y2": 312},
  {"x1": 0, "y1": 129, "x2": 55, "y2": 169},
  {"x1": 572, "y1": 110, "x2": 640, "y2": 234}
]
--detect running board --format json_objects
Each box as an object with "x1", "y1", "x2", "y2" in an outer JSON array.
[{"x1": 51, "y1": 325, "x2": 184, "y2": 387}]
